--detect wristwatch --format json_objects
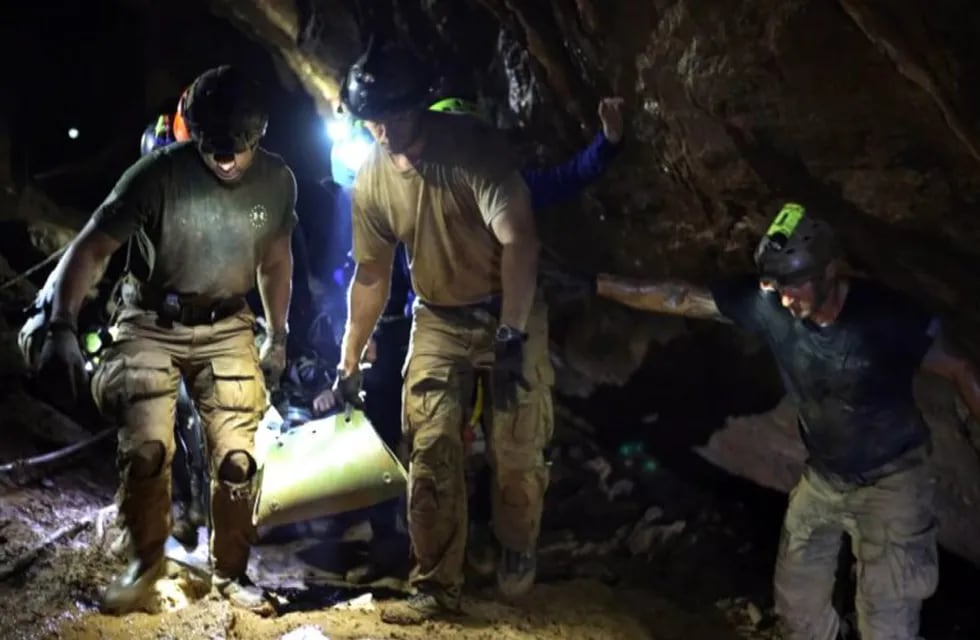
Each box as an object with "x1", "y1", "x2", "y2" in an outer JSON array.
[
  {"x1": 47, "y1": 318, "x2": 78, "y2": 334},
  {"x1": 495, "y1": 324, "x2": 528, "y2": 343}
]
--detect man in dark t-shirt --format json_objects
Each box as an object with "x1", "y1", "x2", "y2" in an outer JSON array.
[
  {"x1": 554, "y1": 203, "x2": 980, "y2": 640},
  {"x1": 34, "y1": 66, "x2": 295, "y2": 616}
]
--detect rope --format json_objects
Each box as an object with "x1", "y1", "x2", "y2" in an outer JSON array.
[{"x1": 0, "y1": 245, "x2": 68, "y2": 291}]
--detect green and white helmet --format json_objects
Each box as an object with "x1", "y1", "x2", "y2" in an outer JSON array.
[{"x1": 754, "y1": 203, "x2": 841, "y2": 284}]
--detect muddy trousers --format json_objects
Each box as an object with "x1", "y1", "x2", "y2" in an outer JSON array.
[
  {"x1": 774, "y1": 462, "x2": 938, "y2": 640},
  {"x1": 92, "y1": 307, "x2": 267, "y2": 578},
  {"x1": 402, "y1": 300, "x2": 554, "y2": 599}
]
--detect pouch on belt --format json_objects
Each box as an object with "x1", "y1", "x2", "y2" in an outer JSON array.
[{"x1": 252, "y1": 409, "x2": 408, "y2": 528}]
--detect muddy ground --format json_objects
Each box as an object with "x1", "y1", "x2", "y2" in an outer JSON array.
[{"x1": 1, "y1": 413, "x2": 979, "y2": 639}]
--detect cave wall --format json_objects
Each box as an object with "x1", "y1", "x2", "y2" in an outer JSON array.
[
  {"x1": 211, "y1": 0, "x2": 980, "y2": 565},
  {"x1": 220, "y1": 0, "x2": 980, "y2": 334}
]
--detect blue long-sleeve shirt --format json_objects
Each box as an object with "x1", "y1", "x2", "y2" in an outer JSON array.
[
  {"x1": 521, "y1": 131, "x2": 620, "y2": 211},
  {"x1": 339, "y1": 131, "x2": 620, "y2": 321}
]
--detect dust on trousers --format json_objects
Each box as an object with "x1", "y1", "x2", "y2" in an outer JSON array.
[
  {"x1": 401, "y1": 298, "x2": 554, "y2": 603},
  {"x1": 774, "y1": 458, "x2": 938, "y2": 640},
  {"x1": 92, "y1": 307, "x2": 267, "y2": 578}
]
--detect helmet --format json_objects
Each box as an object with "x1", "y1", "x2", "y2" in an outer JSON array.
[
  {"x1": 139, "y1": 114, "x2": 176, "y2": 156},
  {"x1": 340, "y1": 37, "x2": 432, "y2": 120},
  {"x1": 182, "y1": 65, "x2": 268, "y2": 154},
  {"x1": 754, "y1": 202, "x2": 841, "y2": 284},
  {"x1": 173, "y1": 87, "x2": 191, "y2": 142},
  {"x1": 429, "y1": 97, "x2": 480, "y2": 116}
]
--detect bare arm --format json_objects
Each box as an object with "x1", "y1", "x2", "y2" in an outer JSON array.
[
  {"x1": 490, "y1": 186, "x2": 539, "y2": 331},
  {"x1": 340, "y1": 258, "x2": 392, "y2": 375},
  {"x1": 257, "y1": 233, "x2": 293, "y2": 336},
  {"x1": 596, "y1": 273, "x2": 731, "y2": 323},
  {"x1": 920, "y1": 330, "x2": 980, "y2": 420},
  {"x1": 50, "y1": 220, "x2": 122, "y2": 327}
]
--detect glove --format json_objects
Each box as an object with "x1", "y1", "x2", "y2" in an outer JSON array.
[
  {"x1": 538, "y1": 264, "x2": 597, "y2": 305},
  {"x1": 492, "y1": 328, "x2": 530, "y2": 412},
  {"x1": 332, "y1": 366, "x2": 365, "y2": 412},
  {"x1": 259, "y1": 331, "x2": 288, "y2": 389},
  {"x1": 36, "y1": 320, "x2": 87, "y2": 414}
]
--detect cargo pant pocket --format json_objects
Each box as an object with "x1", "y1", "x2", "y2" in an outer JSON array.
[
  {"x1": 93, "y1": 349, "x2": 174, "y2": 418},
  {"x1": 492, "y1": 364, "x2": 553, "y2": 450},
  {"x1": 403, "y1": 364, "x2": 458, "y2": 438},
  {"x1": 857, "y1": 518, "x2": 938, "y2": 605},
  {"x1": 209, "y1": 356, "x2": 265, "y2": 413}
]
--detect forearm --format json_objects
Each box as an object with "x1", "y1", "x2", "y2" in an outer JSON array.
[
  {"x1": 257, "y1": 258, "x2": 292, "y2": 335},
  {"x1": 499, "y1": 236, "x2": 539, "y2": 330},
  {"x1": 596, "y1": 274, "x2": 729, "y2": 322},
  {"x1": 340, "y1": 269, "x2": 390, "y2": 373},
  {"x1": 50, "y1": 242, "x2": 112, "y2": 326}
]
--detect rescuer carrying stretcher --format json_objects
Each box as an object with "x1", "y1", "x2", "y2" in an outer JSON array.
[
  {"x1": 333, "y1": 37, "x2": 553, "y2": 624},
  {"x1": 34, "y1": 65, "x2": 297, "y2": 615}
]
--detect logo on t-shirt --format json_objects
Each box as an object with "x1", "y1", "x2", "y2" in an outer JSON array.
[{"x1": 250, "y1": 204, "x2": 268, "y2": 229}]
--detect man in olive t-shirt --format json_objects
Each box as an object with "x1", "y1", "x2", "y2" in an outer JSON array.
[
  {"x1": 334, "y1": 41, "x2": 553, "y2": 624},
  {"x1": 35, "y1": 66, "x2": 296, "y2": 615}
]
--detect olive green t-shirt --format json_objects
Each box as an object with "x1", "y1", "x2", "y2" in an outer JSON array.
[
  {"x1": 92, "y1": 141, "x2": 297, "y2": 301},
  {"x1": 351, "y1": 111, "x2": 529, "y2": 307}
]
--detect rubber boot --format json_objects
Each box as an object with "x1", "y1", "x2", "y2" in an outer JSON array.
[
  {"x1": 101, "y1": 555, "x2": 166, "y2": 614},
  {"x1": 497, "y1": 546, "x2": 536, "y2": 598}
]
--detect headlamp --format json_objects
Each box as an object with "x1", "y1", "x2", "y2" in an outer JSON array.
[{"x1": 327, "y1": 114, "x2": 373, "y2": 186}]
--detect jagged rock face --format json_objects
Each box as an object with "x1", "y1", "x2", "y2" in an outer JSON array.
[
  {"x1": 222, "y1": 0, "x2": 980, "y2": 335},
  {"x1": 214, "y1": 0, "x2": 980, "y2": 565}
]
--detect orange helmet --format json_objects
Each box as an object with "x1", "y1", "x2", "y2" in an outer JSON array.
[{"x1": 173, "y1": 87, "x2": 191, "y2": 142}]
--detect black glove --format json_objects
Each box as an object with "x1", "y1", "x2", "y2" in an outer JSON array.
[
  {"x1": 332, "y1": 366, "x2": 365, "y2": 412},
  {"x1": 259, "y1": 331, "x2": 288, "y2": 389},
  {"x1": 492, "y1": 327, "x2": 530, "y2": 412},
  {"x1": 36, "y1": 320, "x2": 88, "y2": 414},
  {"x1": 538, "y1": 264, "x2": 597, "y2": 305}
]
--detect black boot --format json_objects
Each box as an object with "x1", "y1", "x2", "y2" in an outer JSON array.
[
  {"x1": 497, "y1": 546, "x2": 536, "y2": 598},
  {"x1": 466, "y1": 522, "x2": 497, "y2": 579},
  {"x1": 171, "y1": 500, "x2": 199, "y2": 549}
]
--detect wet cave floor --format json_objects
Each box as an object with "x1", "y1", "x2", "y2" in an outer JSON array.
[{"x1": 1, "y1": 397, "x2": 979, "y2": 640}]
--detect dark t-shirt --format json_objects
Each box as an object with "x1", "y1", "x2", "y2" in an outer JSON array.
[
  {"x1": 711, "y1": 275, "x2": 935, "y2": 476},
  {"x1": 92, "y1": 141, "x2": 297, "y2": 302}
]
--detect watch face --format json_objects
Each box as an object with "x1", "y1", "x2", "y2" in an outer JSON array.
[{"x1": 496, "y1": 325, "x2": 523, "y2": 341}]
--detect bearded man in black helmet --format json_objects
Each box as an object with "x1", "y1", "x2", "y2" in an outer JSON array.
[
  {"x1": 35, "y1": 65, "x2": 296, "y2": 615},
  {"x1": 545, "y1": 202, "x2": 980, "y2": 640}
]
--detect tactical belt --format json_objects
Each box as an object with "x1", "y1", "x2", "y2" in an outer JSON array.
[
  {"x1": 417, "y1": 296, "x2": 502, "y2": 327},
  {"x1": 817, "y1": 443, "x2": 930, "y2": 489},
  {"x1": 133, "y1": 281, "x2": 247, "y2": 326}
]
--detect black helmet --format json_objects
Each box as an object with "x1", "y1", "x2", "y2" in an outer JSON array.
[
  {"x1": 340, "y1": 37, "x2": 432, "y2": 120},
  {"x1": 183, "y1": 65, "x2": 268, "y2": 155},
  {"x1": 754, "y1": 203, "x2": 841, "y2": 283}
]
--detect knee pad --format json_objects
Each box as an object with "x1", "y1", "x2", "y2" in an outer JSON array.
[
  {"x1": 128, "y1": 441, "x2": 166, "y2": 479},
  {"x1": 217, "y1": 450, "x2": 256, "y2": 484}
]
